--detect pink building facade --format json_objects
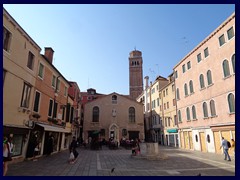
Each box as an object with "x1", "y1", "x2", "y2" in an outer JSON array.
[{"x1": 173, "y1": 13, "x2": 235, "y2": 155}]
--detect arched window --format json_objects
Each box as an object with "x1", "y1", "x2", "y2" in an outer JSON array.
[
  {"x1": 210, "y1": 100, "x2": 216, "y2": 117},
  {"x1": 199, "y1": 74, "x2": 205, "y2": 89},
  {"x1": 207, "y1": 135, "x2": 210, "y2": 143},
  {"x1": 184, "y1": 83, "x2": 188, "y2": 96},
  {"x1": 178, "y1": 110, "x2": 182, "y2": 122},
  {"x1": 195, "y1": 135, "x2": 198, "y2": 142},
  {"x1": 207, "y1": 70, "x2": 213, "y2": 85},
  {"x1": 222, "y1": 60, "x2": 230, "y2": 77},
  {"x1": 203, "y1": 102, "x2": 208, "y2": 118},
  {"x1": 228, "y1": 93, "x2": 235, "y2": 113},
  {"x1": 112, "y1": 95, "x2": 117, "y2": 104},
  {"x1": 176, "y1": 88, "x2": 180, "y2": 100},
  {"x1": 231, "y1": 54, "x2": 235, "y2": 73},
  {"x1": 92, "y1": 106, "x2": 99, "y2": 122},
  {"x1": 122, "y1": 129, "x2": 127, "y2": 136},
  {"x1": 192, "y1": 105, "x2": 197, "y2": 119},
  {"x1": 129, "y1": 107, "x2": 135, "y2": 123},
  {"x1": 189, "y1": 80, "x2": 194, "y2": 94},
  {"x1": 186, "y1": 107, "x2": 190, "y2": 121}
]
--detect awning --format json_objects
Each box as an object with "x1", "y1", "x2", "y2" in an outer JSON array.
[
  {"x1": 36, "y1": 123, "x2": 71, "y2": 133},
  {"x1": 167, "y1": 129, "x2": 178, "y2": 133}
]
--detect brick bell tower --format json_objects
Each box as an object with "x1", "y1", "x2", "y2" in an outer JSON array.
[{"x1": 129, "y1": 49, "x2": 143, "y2": 100}]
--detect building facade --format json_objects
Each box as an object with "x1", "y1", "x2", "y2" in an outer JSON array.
[
  {"x1": 3, "y1": 8, "x2": 42, "y2": 161},
  {"x1": 160, "y1": 73, "x2": 178, "y2": 147},
  {"x1": 3, "y1": 8, "x2": 78, "y2": 161},
  {"x1": 173, "y1": 13, "x2": 235, "y2": 155},
  {"x1": 83, "y1": 92, "x2": 144, "y2": 144}
]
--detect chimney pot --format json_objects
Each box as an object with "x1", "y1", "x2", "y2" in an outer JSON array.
[{"x1": 44, "y1": 47, "x2": 54, "y2": 63}]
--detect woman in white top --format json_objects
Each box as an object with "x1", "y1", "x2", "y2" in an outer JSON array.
[{"x1": 3, "y1": 137, "x2": 13, "y2": 176}]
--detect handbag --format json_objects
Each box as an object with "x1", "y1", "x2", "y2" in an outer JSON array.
[
  {"x1": 6, "y1": 143, "x2": 12, "y2": 161},
  {"x1": 69, "y1": 152, "x2": 75, "y2": 160}
]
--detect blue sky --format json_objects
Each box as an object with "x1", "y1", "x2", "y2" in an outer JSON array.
[{"x1": 3, "y1": 4, "x2": 235, "y2": 95}]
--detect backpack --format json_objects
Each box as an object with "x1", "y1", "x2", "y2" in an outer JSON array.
[{"x1": 227, "y1": 141, "x2": 231, "y2": 148}]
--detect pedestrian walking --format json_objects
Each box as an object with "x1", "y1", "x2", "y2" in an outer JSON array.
[
  {"x1": 3, "y1": 136, "x2": 13, "y2": 176},
  {"x1": 69, "y1": 136, "x2": 79, "y2": 164},
  {"x1": 220, "y1": 137, "x2": 231, "y2": 161}
]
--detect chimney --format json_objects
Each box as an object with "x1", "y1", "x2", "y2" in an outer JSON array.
[
  {"x1": 144, "y1": 76, "x2": 149, "y2": 90},
  {"x1": 44, "y1": 47, "x2": 54, "y2": 63}
]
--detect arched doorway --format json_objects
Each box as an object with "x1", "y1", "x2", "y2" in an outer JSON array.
[{"x1": 109, "y1": 123, "x2": 119, "y2": 143}]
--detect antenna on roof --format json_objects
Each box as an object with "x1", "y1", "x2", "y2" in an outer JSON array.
[{"x1": 134, "y1": 46, "x2": 136, "y2": 51}]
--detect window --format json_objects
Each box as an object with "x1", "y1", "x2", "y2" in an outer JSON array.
[
  {"x1": 176, "y1": 88, "x2": 180, "y2": 100},
  {"x1": 165, "y1": 118, "x2": 167, "y2": 127},
  {"x1": 199, "y1": 74, "x2": 205, "y2": 89},
  {"x1": 62, "y1": 107, "x2": 65, "y2": 120},
  {"x1": 152, "y1": 100, "x2": 156, "y2": 109},
  {"x1": 3, "y1": 27, "x2": 12, "y2": 52},
  {"x1": 204, "y1": 47, "x2": 209, "y2": 58},
  {"x1": 195, "y1": 135, "x2": 198, "y2": 142},
  {"x1": 175, "y1": 71, "x2": 178, "y2": 79},
  {"x1": 52, "y1": 75, "x2": 56, "y2": 87},
  {"x1": 210, "y1": 100, "x2": 216, "y2": 117},
  {"x1": 20, "y1": 83, "x2": 31, "y2": 108},
  {"x1": 168, "y1": 118, "x2": 171, "y2": 127},
  {"x1": 203, "y1": 102, "x2": 208, "y2": 118},
  {"x1": 166, "y1": 88, "x2": 168, "y2": 95},
  {"x1": 182, "y1": 64, "x2": 186, "y2": 73},
  {"x1": 189, "y1": 80, "x2": 194, "y2": 94},
  {"x1": 174, "y1": 115, "x2": 177, "y2": 126},
  {"x1": 53, "y1": 102, "x2": 58, "y2": 119},
  {"x1": 222, "y1": 60, "x2": 230, "y2": 78},
  {"x1": 129, "y1": 107, "x2": 135, "y2": 123},
  {"x1": 64, "y1": 86, "x2": 67, "y2": 96},
  {"x1": 186, "y1": 107, "x2": 190, "y2": 121},
  {"x1": 164, "y1": 103, "x2": 166, "y2": 110},
  {"x1": 167, "y1": 102, "x2": 169, "y2": 109},
  {"x1": 112, "y1": 95, "x2": 117, "y2": 104},
  {"x1": 219, "y1": 34, "x2": 225, "y2": 46},
  {"x1": 48, "y1": 99, "x2": 53, "y2": 117},
  {"x1": 38, "y1": 63, "x2": 44, "y2": 78},
  {"x1": 207, "y1": 135, "x2": 210, "y2": 143},
  {"x1": 122, "y1": 129, "x2": 127, "y2": 136},
  {"x1": 178, "y1": 110, "x2": 182, "y2": 122},
  {"x1": 33, "y1": 91, "x2": 41, "y2": 112},
  {"x1": 172, "y1": 84, "x2": 175, "y2": 92},
  {"x1": 56, "y1": 78, "x2": 60, "y2": 91},
  {"x1": 187, "y1": 61, "x2": 191, "y2": 69},
  {"x1": 192, "y1": 105, "x2": 197, "y2": 119},
  {"x1": 207, "y1": 70, "x2": 213, "y2": 85},
  {"x1": 173, "y1": 99, "x2": 176, "y2": 106},
  {"x1": 228, "y1": 93, "x2": 235, "y2": 113},
  {"x1": 157, "y1": 98, "x2": 159, "y2": 106},
  {"x1": 151, "y1": 88, "x2": 155, "y2": 94},
  {"x1": 27, "y1": 51, "x2": 35, "y2": 70},
  {"x1": 227, "y1": 27, "x2": 234, "y2": 40},
  {"x1": 231, "y1": 54, "x2": 235, "y2": 73},
  {"x1": 197, "y1": 53, "x2": 202, "y2": 63},
  {"x1": 184, "y1": 83, "x2": 188, "y2": 96},
  {"x1": 92, "y1": 106, "x2": 99, "y2": 122}
]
